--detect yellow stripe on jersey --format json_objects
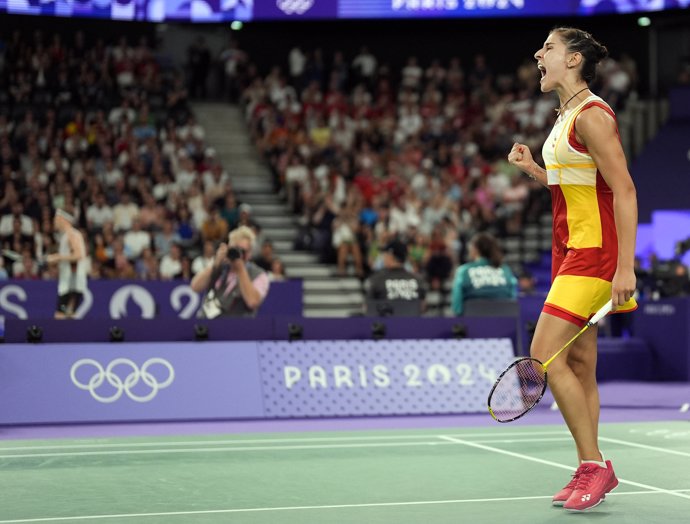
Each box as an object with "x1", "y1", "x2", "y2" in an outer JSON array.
[
  {"x1": 545, "y1": 162, "x2": 596, "y2": 169},
  {"x1": 561, "y1": 184, "x2": 603, "y2": 248},
  {"x1": 546, "y1": 274, "x2": 637, "y2": 319}
]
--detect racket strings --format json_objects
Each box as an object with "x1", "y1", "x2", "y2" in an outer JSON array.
[{"x1": 489, "y1": 359, "x2": 546, "y2": 422}]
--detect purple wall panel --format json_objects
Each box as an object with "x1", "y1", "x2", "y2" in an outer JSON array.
[
  {"x1": 258, "y1": 339, "x2": 514, "y2": 417},
  {"x1": 0, "y1": 342, "x2": 264, "y2": 424}
]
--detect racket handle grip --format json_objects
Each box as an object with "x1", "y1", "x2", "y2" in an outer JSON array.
[{"x1": 588, "y1": 299, "x2": 613, "y2": 325}]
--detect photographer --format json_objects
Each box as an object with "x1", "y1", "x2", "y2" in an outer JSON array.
[{"x1": 191, "y1": 226, "x2": 270, "y2": 317}]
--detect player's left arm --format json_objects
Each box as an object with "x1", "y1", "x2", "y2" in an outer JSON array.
[{"x1": 575, "y1": 107, "x2": 637, "y2": 308}]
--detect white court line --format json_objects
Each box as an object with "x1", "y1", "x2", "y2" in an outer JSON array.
[
  {"x1": 439, "y1": 435, "x2": 690, "y2": 502},
  {"x1": 1, "y1": 490, "x2": 689, "y2": 523},
  {"x1": 0, "y1": 441, "x2": 451, "y2": 459},
  {"x1": 0, "y1": 437, "x2": 574, "y2": 460},
  {"x1": 600, "y1": 436, "x2": 690, "y2": 459},
  {"x1": 0, "y1": 430, "x2": 570, "y2": 452}
]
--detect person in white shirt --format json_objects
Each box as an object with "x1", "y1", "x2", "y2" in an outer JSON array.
[
  {"x1": 159, "y1": 243, "x2": 183, "y2": 280},
  {"x1": 85, "y1": 193, "x2": 113, "y2": 231},
  {"x1": 192, "y1": 240, "x2": 216, "y2": 275},
  {"x1": 112, "y1": 193, "x2": 139, "y2": 232},
  {"x1": 123, "y1": 219, "x2": 151, "y2": 259}
]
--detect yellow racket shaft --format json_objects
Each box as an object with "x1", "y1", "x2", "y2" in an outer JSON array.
[{"x1": 542, "y1": 299, "x2": 613, "y2": 371}]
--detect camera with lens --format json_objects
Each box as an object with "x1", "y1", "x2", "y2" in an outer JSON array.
[{"x1": 227, "y1": 246, "x2": 245, "y2": 261}]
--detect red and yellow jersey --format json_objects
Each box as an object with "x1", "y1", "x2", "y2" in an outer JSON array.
[{"x1": 541, "y1": 95, "x2": 636, "y2": 325}]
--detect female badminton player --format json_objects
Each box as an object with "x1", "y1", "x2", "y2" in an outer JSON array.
[{"x1": 508, "y1": 27, "x2": 638, "y2": 512}]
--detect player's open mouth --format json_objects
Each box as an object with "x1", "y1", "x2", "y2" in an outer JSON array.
[{"x1": 538, "y1": 64, "x2": 546, "y2": 81}]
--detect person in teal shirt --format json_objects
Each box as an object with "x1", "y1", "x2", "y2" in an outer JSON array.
[{"x1": 451, "y1": 232, "x2": 518, "y2": 315}]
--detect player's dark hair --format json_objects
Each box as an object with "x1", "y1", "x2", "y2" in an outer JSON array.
[
  {"x1": 551, "y1": 27, "x2": 609, "y2": 83},
  {"x1": 472, "y1": 233, "x2": 503, "y2": 268}
]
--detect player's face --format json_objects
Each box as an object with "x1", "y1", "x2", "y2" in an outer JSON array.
[{"x1": 534, "y1": 32, "x2": 569, "y2": 93}]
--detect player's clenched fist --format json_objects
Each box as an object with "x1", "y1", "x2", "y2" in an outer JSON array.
[{"x1": 508, "y1": 142, "x2": 534, "y2": 172}]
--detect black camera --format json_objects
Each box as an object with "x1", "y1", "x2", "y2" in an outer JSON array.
[{"x1": 227, "y1": 246, "x2": 245, "y2": 261}]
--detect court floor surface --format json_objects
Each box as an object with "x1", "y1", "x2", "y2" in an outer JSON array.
[{"x1": 1, "y1": 420, "x2": 689, "y2": 523}]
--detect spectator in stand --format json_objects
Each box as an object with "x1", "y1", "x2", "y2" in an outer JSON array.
[
  {"x1": 352, "y1": 46, "x2": 377, "y2": 88},
  {"x1": 112, "y1": 192, "x2": 139, "y2": 233},
  {"x1": 450, "y1": 232, "x2": 518, "y2": 316},
  {"x1": 160, "y1": 243, "x2": 183, "y2": 280},
  {"x1": 0, "y1": 202, "x2": 33, "y2": 237},
  {"x1": 123, "y1": 219, "x2": 151, "y2": 259},
  {"x1": 192, "y1": 240, "x2": 216, "y2": 275},
  {"x1": 154, "y1": 221, "x2": 181, "y2": 259},
  {"x1": 332, "y1": 200, "x2": 364, "y2": 278},
  {"x1": 85, "y1": 193, "x2": 113, "y2": 233},
  {"x1": 269, "y1": 258, "x2": 287, "y2": 282},
  {"x1": 253, "y1": 239, "x2": 276, "y2": 272},
  {"x1": 201, "y1": 207, "x2": 229, "y2": 244}
]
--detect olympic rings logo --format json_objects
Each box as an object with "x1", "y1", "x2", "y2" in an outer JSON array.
[
  {"x1": 276, "y1": 0, "x2": 314, "y2": 15},
  {"x1": 70, "y1": 358, "x2": 175, "y2": 403}
]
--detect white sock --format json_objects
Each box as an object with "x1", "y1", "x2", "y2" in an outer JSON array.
[{"x1": 582, "y1": 459, "x2": 607, "y2": 468}]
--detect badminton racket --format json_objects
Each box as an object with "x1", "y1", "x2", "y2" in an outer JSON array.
[{"x1": 488, "y1": 299, "x2": 613, "y2": 423}]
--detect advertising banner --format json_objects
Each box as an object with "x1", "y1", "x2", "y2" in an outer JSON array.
[
  {"x1": 258, "y1": 338, "x2": 514, "y2": 417},
  {"x1": 0, "y1": 342, "x2": 264, "y2": 424},
  {"x1": 2, "y1": 0, "x2": 686, "y2": 22},
  {"x1": 0, "y1": 338, "x2": 514, "y2": 424},
  {"x1": 0, "y1": 280, "x2": 302, "y2": 319}
]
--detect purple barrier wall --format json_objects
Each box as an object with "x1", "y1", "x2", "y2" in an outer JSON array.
[
  {"x1": 0, "y1": 280, "x2": 302, "y2": 319},
  {"x1": 632, "y1": 298, "x2": 690, "y2": 381},
  {"x1": 258, "y1": 339, "x2": 513, "y2": 417},
  {"x1": 0, "y1": 342, "x2": 264, "y2": 425},
  {"x1": 3, "y1": 316, "x2": 518, "y2": 345},
  {"x1": 0, "y1": 339, "x2": 514, "y2": 424}
]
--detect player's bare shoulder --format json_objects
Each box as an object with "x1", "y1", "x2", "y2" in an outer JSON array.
[{"x1": 575, "y1": 103, "x2": 617, "y2": 143}]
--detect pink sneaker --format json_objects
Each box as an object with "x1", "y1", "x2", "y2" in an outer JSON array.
[
  {"x1": 563, "y1": 461, "x2": 619, "y2": 512},
  {"x1": 552, "y1": 470, "x2": 581, "y2": 506},
  {"x1": 553, "y1": 460, "x2": 617, "y2": 507}
]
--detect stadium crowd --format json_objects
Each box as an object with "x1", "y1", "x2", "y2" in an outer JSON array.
[
  {"x1": 243, "y1": 44, "x2": 635, "y2": 291},
  {"x1": 0, "y1": 30, "x2": 261, "y2": 282},
  {"x1": 0, "y1": 29, "x2": 637, "y2": 295}
]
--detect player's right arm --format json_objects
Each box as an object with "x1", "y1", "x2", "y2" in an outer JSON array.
[{"x1": 508, "y1": 143, "x2": 548, "y2": 187}]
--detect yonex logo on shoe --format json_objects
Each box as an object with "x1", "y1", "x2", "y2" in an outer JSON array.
[{"x1": 581, "y1": 494, "x2": 591, "y2": 502}]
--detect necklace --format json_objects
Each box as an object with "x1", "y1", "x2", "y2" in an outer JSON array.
[{"x1": 555, "y1": 87, "x2": 589, "y2": 115}]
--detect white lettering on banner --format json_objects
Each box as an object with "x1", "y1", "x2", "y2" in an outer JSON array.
[
  {"x1": 0, "y1": 285, "x2": 28, "y2": 319},
  {"x1": 333, "y1": 365, "x2": 354, "y2": 388},
  {"x1": 467, "y1": 266, "x2": 507, "y2": 288},
  {"x1": 392, "y1": 0, "x2": 524, "y2": 11},
  {"x1": 643, "y1": 303, "x2": 676, "y2": 315},
  {"x1": 277, "y1": 0, "x2": 314, "y2": 15},
  {"x1": 358, "y1": 365, "x2": 368, "y2": 387},
  {"x1": 70, "y1": 358, "x2": 175, "y2": 403},
  {"x1": 385, "y1": 279, "x2": 419, "y2": 300},
  {"x1": 171, "y1": 285, "x2": 200, "y2": 319},
  {"x1": 478, "y1": 362, "x2": 498, "y2": 383},
  {"x1": 372, "y1": 365, "x2": 391, "y2": 388},
  {"x1": 109, "y1": 285, "x2": 156, "y2": 318},
  {"x1": 284, "y1": 366, "x2": 302, "y2": 389},
  {"x1": 309, "y1": 366, "x2": 328, "y2": 388},
  {"x1": 282, "y1": 362, "x2": 494, "y2": 390},
  {"x1": 392, "y1": 0, "x2": 459, "y2": 10}
]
